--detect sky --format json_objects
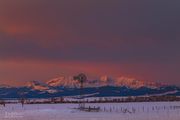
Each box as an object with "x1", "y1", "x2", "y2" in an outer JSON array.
[{"x1": 0, "y1": 0, "x2": 180, "y2": 86}]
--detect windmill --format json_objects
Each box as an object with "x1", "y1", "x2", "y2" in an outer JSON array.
[
  {"x1": 73, "y1": 73, "x2": 87, "y2": 109},
  {"x1": 73, "y1": 73, "x2": 100, "y2": 112},
  {"x1": 18, "y1": 89, "x2": 26, "y2": 107}
]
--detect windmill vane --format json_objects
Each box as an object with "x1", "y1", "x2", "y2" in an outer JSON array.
[{"x1": 73, "y1": 73, "x2": 87, "y2": 83}]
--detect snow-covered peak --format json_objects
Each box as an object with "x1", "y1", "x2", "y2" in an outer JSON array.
[
  {"x1": 115, "y1": 76, "x2": 145, "y2": 88},
  {"x1": 93, "y1": 75, "x2": 114, "y2": 86},
  {"x1": 27, "y1": 75, "x2": 165, "y2": 90},
  {"x1": 46, "y1": 76, "x2": 65, "y2": 87},
  {"x1": 46, "y1": 76, "x2": 78, "y2": 88},
  {"x1": 27, "y1": 81, "x2": 49, "y2": 91},
  {"x1": 100, "y1": 76, "x2": 109, "y2": 82},
  {"x1": 45, "y1": 75, "x2": 164, "y2": 88},
  {"x1": 114, "y1": 76, "x2": 164, "y2": 88}
]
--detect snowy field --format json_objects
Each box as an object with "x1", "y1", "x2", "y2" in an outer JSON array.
[{"x1": 0, "y1": 102, "x2": 180, "y2": 120}]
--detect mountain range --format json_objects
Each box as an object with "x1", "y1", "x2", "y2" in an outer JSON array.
[{"x1": 0, "y1": 76, "x2": 179, "y2": 99}]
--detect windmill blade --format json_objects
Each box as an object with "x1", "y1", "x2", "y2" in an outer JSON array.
[{"x1": 73, "y1": 73, "x2": 87, "y2": 83}]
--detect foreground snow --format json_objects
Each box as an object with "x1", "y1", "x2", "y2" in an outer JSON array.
[{"x1": 0, "y1": 102, "x2": 180, "y2": 120}]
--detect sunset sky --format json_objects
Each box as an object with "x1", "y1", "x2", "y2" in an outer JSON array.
[{"x1": 0, "y1": 0, "x2": 180, "y2": 86}]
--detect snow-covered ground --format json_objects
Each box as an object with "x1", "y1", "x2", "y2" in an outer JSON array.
[{"x1": 0, "y1": 102, "x2": 180, "y2": 120}]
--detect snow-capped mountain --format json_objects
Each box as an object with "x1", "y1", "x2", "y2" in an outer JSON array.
[
  {"x1": 27, "y1": 81, "x2": 49, "y2": 91},
  {"x1": 114, "y1": 76, "x2": 165, "y2": 88},
  {"x1": 0, "y1": 75, "x2": 179, "y2": 99},
  {"x1": 46, "y1": 76, "x2": 78, "y2": 88},
  {"x1": 44, "y1": 75, "x2": 163, "y2": 89}
]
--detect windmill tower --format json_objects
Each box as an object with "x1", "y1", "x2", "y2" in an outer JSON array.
[
  {"x1": 73, "y1": 73, "x2": 100, "y2": 112},
  {"x1": 18, "y1": 90, "x2": 26, "y2": 107},
  {"x1": 73, "y1": 73, "x2": 87, "y2": 109}
]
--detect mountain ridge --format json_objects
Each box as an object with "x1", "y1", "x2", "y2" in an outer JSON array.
[
  {"x1": 27, "y1": 75, "x2": 167, "y2": 90},
  {"x1": 0, "y1": 76, "x2": 179, "y2": 99}
]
